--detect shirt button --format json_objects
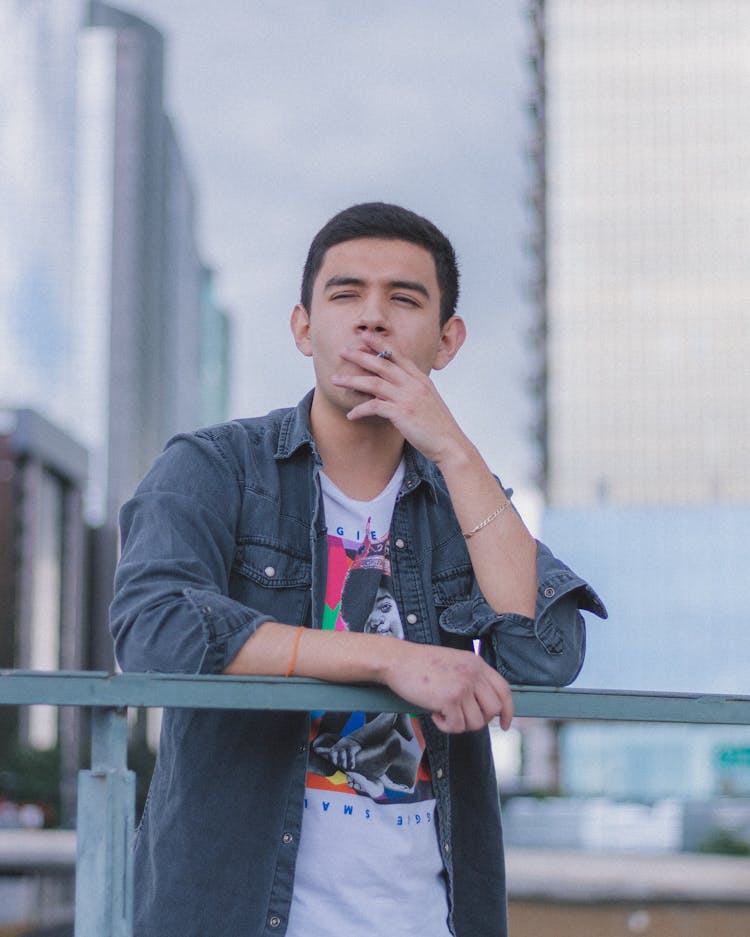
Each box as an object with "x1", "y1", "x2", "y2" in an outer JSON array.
[
  {"x1": 406, "y1": 613, "x2": 417, "y2": 625},
  {"x1": 282, "y1": 832, "x2": 293, "y2": 844},
  {"x1": 436, "y1": 768, "x2": 444, "y2": 780},
  {"x1": 395, "y1": 538, "x2": 405, "y2": 549},
  {"x1": 269, "y1": 916, "x2": 282, "y2": 928},
  {"x1": 543, "y1": 586, "x2": 555, "y2": 598},
  {"x1": 264, "y1": 566, "x2": 276, "y2": 578},
  {"x1": 443, "y1": 842, "x2": 451, "y2": 855}
]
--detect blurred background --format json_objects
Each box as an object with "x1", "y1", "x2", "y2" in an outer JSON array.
[{"x1": 1, "y1": 1, "x2": 749, "y2": 935}]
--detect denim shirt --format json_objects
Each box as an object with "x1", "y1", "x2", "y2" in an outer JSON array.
[{"x1": 110, "y1": 391, "x2": 606, "y2": 937}]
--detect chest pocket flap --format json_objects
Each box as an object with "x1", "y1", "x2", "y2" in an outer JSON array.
[{"x1": 233, "y1": 541, "x2": 311, "y2": 588}]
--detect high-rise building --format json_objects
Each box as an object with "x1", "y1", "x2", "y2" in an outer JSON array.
[
  {"x1": 520, "y1": 3, "x2": 750, "y2": 801},
  {"x1": 530, "y1": 0, "x2": 750, "y2": 506},
  {"x1": 2, "y1": 0, "x2": 231, "y2": 523},
  {"x1": 1, "y1": 2, "x2": 231, "y2": 668},
  {"x1": 79, "y1": 1, "x2": 231, "y2": 527},
  {"x1": 0, "y1": 0, "x2": 84, "y2": 444}
]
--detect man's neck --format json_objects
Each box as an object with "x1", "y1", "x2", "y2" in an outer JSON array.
[{"x1": 310, "y1": 395, "x2": 405, "y2": 501}]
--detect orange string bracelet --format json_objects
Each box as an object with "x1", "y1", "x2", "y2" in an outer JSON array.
[{"x1": 284, "y1": 626, "x2": 305, "y2": 678}]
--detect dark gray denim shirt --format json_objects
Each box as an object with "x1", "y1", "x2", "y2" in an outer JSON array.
[{"x1": 110, "y1": 391, "x2": 606, "y2": 937}]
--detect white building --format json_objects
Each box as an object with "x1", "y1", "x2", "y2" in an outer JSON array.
[{"x1": 539, "y1": 0, "x2": 750, "y2": 506}]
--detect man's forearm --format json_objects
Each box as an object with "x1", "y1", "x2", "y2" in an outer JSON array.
[
  {"x1": 436, "y1": 441, "x2": 537, "y2": 619},
  {"x1": 224, "y1": 620, "x2": 390, "y2": 683},
  {"x1": 224, "y1": 621, "x2": 515, "y2": 733}
]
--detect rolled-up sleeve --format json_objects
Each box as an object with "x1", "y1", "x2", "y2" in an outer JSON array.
[
  {"x1": 439, "y1": 541, "x2": 607, "y2": 687},
  {"x1": 110, "y1": 432, "x2": 275, "y2": 675}
]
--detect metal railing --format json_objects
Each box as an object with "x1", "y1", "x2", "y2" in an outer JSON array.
[{"x1": 1, "y1": 670, "x2": 749, "y2": 937}]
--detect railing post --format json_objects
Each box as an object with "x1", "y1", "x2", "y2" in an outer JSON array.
[{"x1": 74, "y1": 707, "x2": 135, "y2": 937}]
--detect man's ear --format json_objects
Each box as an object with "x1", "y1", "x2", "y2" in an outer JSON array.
[
  {"x1": 290, "y1": 304, "x2": 313, "y2": 357},
  {"x1": 432, "y1": 315, "x2": 467, "y2": 371}
]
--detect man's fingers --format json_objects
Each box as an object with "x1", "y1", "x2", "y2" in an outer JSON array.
[
  {"x1": 383, "y1": 644, "x2": 514, "y2": 735},
  {"x1": 485, "y1": 674, "x2": 514, "y2": 730},
  {"x1": 432, "y1": 682, "x2": 513, "y2": 734},
  {"x1": 472, "y1": 680, "x2": 511, "y2": 730},
  {"x1": 497, "y1": 694, "x2": 514, "y2": 731},
  {"x1": 332, "y1": 373, "x2": 391, "y2": 397},
  {"x1": 339, "y1": 346, "x2": 424, "y2": 382}
]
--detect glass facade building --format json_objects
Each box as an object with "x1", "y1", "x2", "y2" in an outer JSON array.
[
  {"x1": 1, "y1": 1, "x2": 232, "y2": 528},
  {"x1": 522, "y1": 3, "x2": 750, "y2": 803},
  {"x1": 540, "y1": 1, "x2": 750, "y2": 506},
  {"x1": 0, "y1": 2, "x2": 232, "y2": 677}
]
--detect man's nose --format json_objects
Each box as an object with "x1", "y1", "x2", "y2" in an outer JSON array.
[{"x1": 355, "y1": 296, "x2": 389, "y2": 333}]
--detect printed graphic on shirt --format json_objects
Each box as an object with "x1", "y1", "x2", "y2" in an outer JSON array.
[
  {"x1": 286, "y1": 469, "x2": 451, "y2": 937},
  {"x1": 308, "y1": 518, "x2": 433, "y2": 805}
]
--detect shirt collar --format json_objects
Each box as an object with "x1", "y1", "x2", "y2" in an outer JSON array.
[
  {"x1": 275, "y1": 390, "x2": 439, "y2": 501},
  {"x1": 274, "y1": 390, "x2": 319, "y2": 461}
]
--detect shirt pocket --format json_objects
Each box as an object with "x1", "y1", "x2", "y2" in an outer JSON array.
[
  {"x1": 229, "y1": 539, "x2": 312, "y2": 626},
  {"x1": 432, "y1": 563, "x2": 476, "y2": 644},
  {"x1": 432, "y1": 563, "x2": 474, "y2": 609}
]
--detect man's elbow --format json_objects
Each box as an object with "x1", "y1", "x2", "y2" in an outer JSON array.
[
  {"x1": 494, "y1": 608, "x2": 586, "y2": 687},
  {"x1": 531, "y1": 610, "x2": 586, "y2": 687}
]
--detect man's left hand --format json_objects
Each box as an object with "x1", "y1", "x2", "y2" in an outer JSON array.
[{"x1": 331, "y1": 342, "x2": 467, "y2": 466}]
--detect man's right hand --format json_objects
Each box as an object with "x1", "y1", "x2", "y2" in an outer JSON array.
[
  {"x1": 225, "y1": 621, "x2": 513, "y2": 734},
  {"x1": 377, "y1": 640, "x2": 514, "y2": 733}
]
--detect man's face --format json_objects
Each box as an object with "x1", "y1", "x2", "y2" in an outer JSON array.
[{"x1": 291, "y1": 237, "x2": 448, "y2": 417}]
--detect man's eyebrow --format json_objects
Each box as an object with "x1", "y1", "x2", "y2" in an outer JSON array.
[
  {"x1": 323, "y1": 275, "x2": 430, "y2": 299},
  {"x1": 323, "y1": 276, "x2": 365, "y2": 290},
  {"x1": 389, "y1": 279, "x2": 430, "y2": 299}
]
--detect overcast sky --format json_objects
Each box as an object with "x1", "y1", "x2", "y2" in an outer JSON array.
[{"x1": 127, "y1": 1, "x2": 538, "y2": 492}]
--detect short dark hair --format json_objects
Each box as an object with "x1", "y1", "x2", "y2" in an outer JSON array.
[{"x1": 300, "y1": 202, "x2": 460, "y2": 326}]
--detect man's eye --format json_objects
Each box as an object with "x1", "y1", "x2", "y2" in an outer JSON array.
[
  {"x1": 393, "y1": 295, "x2": 418, "y2": 306},
  {"x1": 331, "y1": 292, "x2": 356, "y2": 301}
]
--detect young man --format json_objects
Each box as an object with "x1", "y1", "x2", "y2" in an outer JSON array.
[{"x1": 110, "y1": 202, "x2": 605, "y2": 937}]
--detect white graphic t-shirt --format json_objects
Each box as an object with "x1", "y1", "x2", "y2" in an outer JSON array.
[{"x1": 286, "y1": 463, "x2": 451, "y2": 937}]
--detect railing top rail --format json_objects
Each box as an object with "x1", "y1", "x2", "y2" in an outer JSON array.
[{"x1": 1, "y1": 671, "x2": 749, "y2": 725}]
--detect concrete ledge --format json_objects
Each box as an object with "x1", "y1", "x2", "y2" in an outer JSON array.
[
  {"x1": 506, "y1": 847, "x2": 750, "y2": 903},
  {"x1": 0, "y1": 831, "x2": 76, "y2": 873}
]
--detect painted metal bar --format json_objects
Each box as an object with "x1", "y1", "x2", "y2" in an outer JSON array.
[
  {"x1": 0, "y1": 670, "x2": 414, "y2": 714},
  {"x1": 511, "y1": 686, "x2": 750, "y2": 726},
  {"x1": 74, "y1": 708, "x2": 135, "y2": 937},
  {"x1": 1, "y1": 671, "x2": 750, "y2": 725}
]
